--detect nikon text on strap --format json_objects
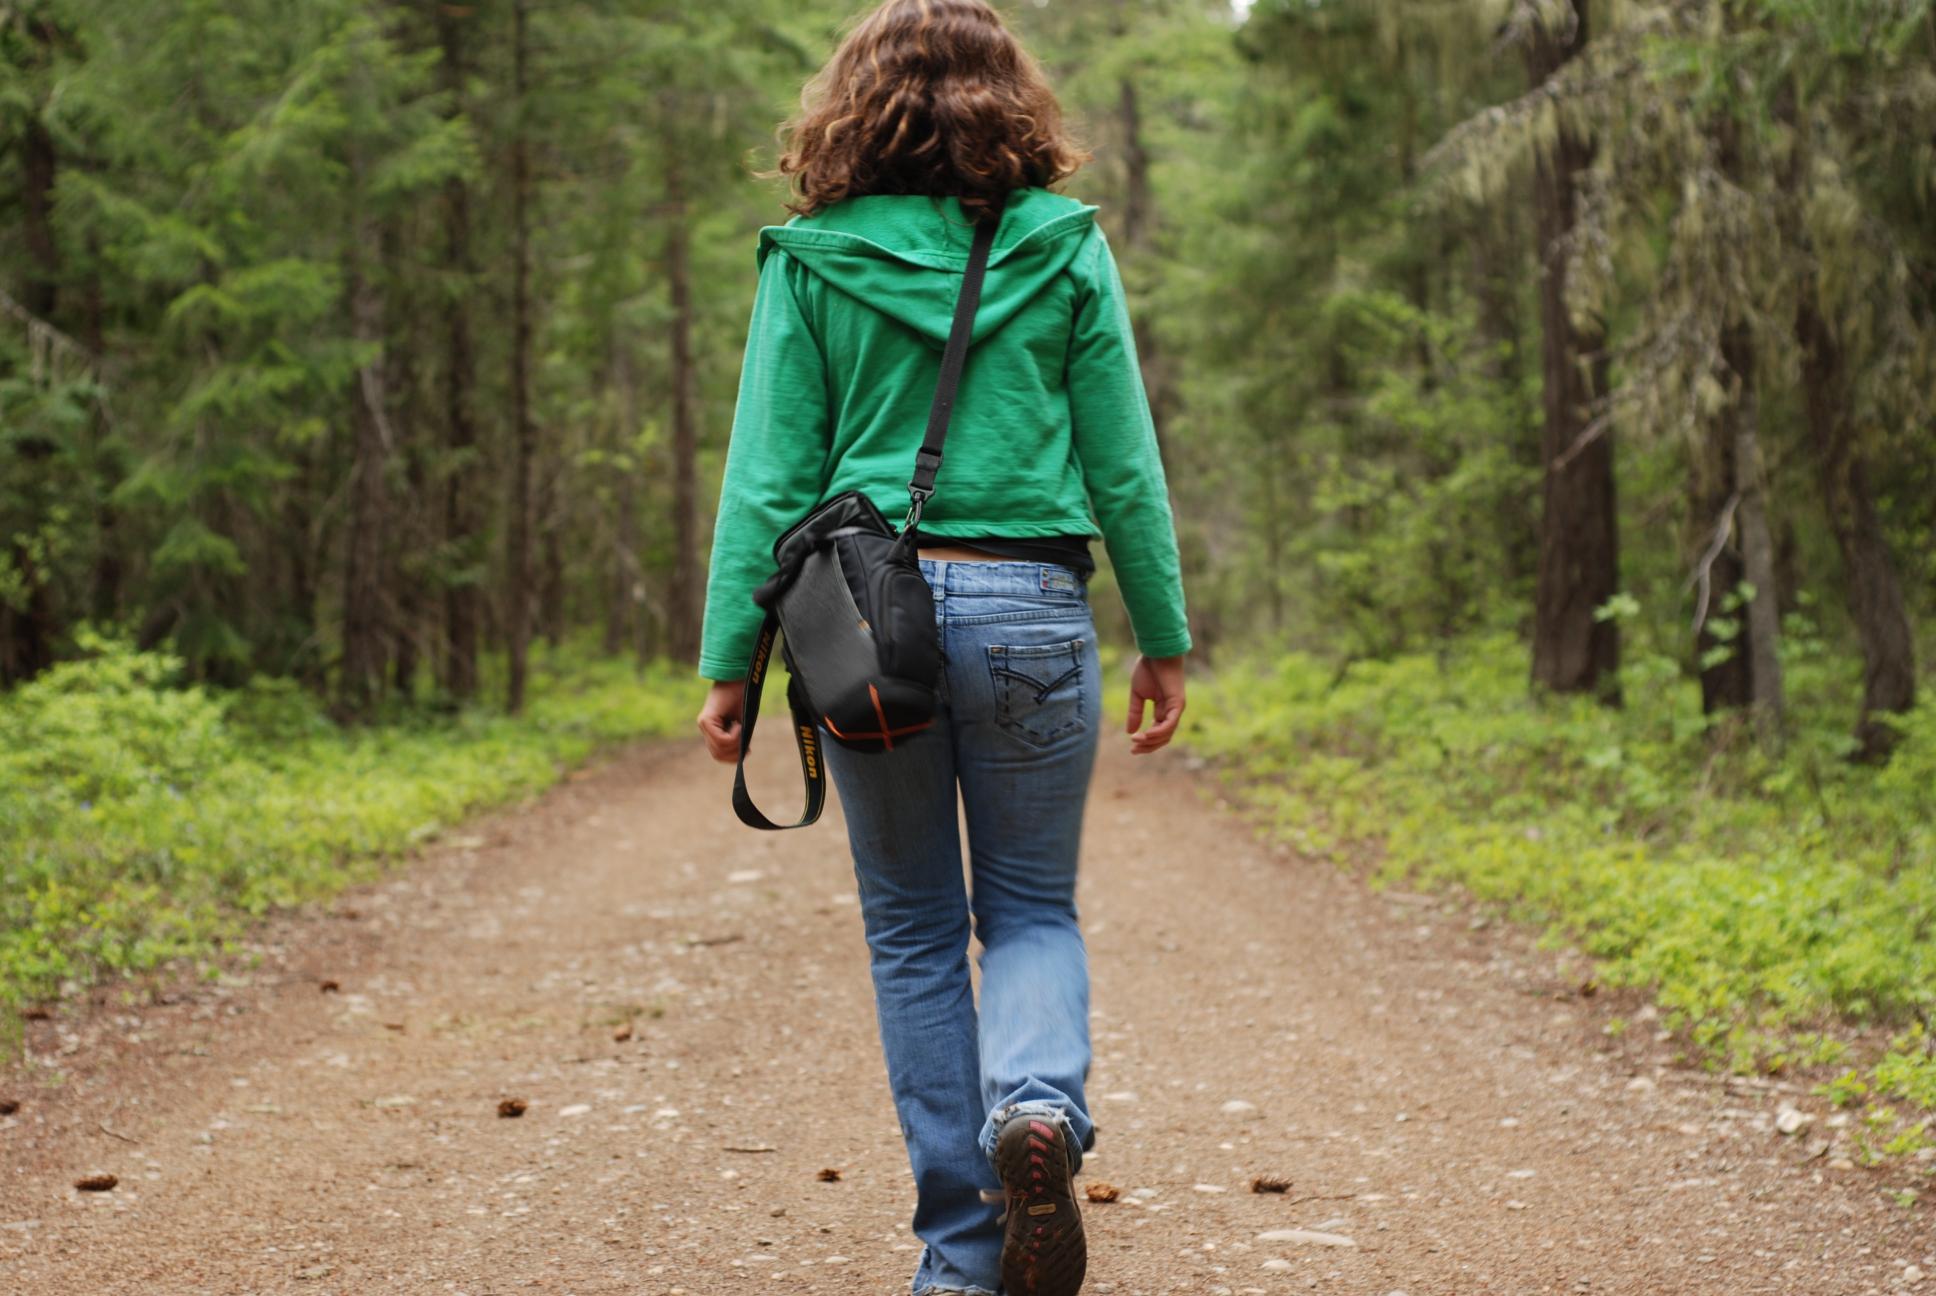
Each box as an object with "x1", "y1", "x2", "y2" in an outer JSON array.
[{"x1": 730, "y1": 611, "x2": 826, "y2": 830}]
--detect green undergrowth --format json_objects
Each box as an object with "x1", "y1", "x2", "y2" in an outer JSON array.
[
  {"x1": 1186, "y1": 635, "x2": 1936, "y2": 1157},
  {"x1": 0, "y1": 636, "x2": 700, "y2": 1031}
]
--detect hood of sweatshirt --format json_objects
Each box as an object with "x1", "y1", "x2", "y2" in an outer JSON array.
[{"x1": 757, "y1": 187, "x2": 1099, "y2": 349}]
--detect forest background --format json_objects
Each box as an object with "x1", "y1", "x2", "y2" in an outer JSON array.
[{"x1": 4, "y1": 0, "x2": 1934, "y2": 1159}]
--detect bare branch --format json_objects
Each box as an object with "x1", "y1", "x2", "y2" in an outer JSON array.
[
  {"x1": 1687, "y1": 492, "x2": 1742, "y2": 634},
  {"x1": 1552, "y1": 405, "x2": 1614, "y2": 472},
  {"x1": 0, "y1": 287, "x2": 98, "y2": 367}
]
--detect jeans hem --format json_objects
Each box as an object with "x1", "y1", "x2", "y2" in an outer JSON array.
[
  {"x1": 915, "y1": 1288, "x2": 999, "y2": 1296},
  {"x1": 983, "y1": 1099, "x2": 1084, "y2": 1174}
]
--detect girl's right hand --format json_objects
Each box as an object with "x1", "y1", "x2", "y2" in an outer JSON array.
[{"x1": 697, "y1": 681, "x2": 746, "y2": 763}]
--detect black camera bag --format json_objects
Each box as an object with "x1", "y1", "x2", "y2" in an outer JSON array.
[{"x1": 731, "y1": 207, "x2": 999, "y2": 830}]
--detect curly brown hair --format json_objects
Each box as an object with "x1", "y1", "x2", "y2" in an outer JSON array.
[{"x1": 775, "y1": 0, "x2": 1088, "y2": 224}]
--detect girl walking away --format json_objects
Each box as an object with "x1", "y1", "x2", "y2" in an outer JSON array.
[{"x1": 694, "y1": 3, "x2": 1190, "y2": 1292}]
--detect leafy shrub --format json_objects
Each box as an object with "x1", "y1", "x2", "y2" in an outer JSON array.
[
  {"x1": 1186, "y1": 636, "x2": 1936, "y2": 1126},
  {"x1": 0, "y1": 632, "x2": 235, "y2": 804},
  {"x1": 0, "y1": 638, "x2": 699, "y2": 1028}
]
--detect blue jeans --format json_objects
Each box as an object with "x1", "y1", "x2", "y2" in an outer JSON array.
[{"x1": 824, "y1": 557, "x2": 1102, "y2": 1296}]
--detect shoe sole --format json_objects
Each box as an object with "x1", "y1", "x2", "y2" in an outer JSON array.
[{"x1": 994, "y1": 1115, "x2": 1086, "y2": 1296}]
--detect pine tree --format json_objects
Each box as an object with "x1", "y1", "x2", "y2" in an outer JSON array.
[{"x1": 1522, "y1": 0, "x2": 1620, "y2": 702}]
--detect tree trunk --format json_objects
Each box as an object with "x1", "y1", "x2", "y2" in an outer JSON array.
[
  {"x1": 438, "y1": 2, "x2": 481, "y2": 703},
  {"x1": 1693, "y1": 115, "x2": 1780, "y2": 740},
  {"x1": 603, "y1": 497, "x2": 638, "y2": 658},
  {"x1": 1116, "y1": 77, "x2": 1180, "y2": 456},
  {"x1": 1724, "y1": 323, "x2": 1783, "y2": 743},
  {"x1": 390, "y1": 440, "x2": 424, "y2": 698},
  {"x1": 1260, "y1": 432, "x2": 1285, "y2": 635},
  {"x1": 337, "y1": 206, "x2": 391, "y2": 721},
  {"x1": 505, "y1": 0, "x2": 535, "y2": 712},
  {"x1": 1398, "y1": 80, "x2": 1436, "y2": 382},
  {"x1": 1118, "y1": 79, "x2": 1153, "y2": 253},
  {"x1": 386, "y1": 223, "x2": 424, "y2": 701},
  {"x1": 22, "y1": 119, "x2": 59, "y2": 321},
  {"x1": 663, "y1": 156, "x2": 702, "y2": 665},
  {"x1": 1472, "y1": 202, "x2": 1539, "y2": 587},
  {"x1": 1471, "y1": 202, "x2": 1527, "y2": 393},
  {"x1": 1798, "y1": 294, "x2": 1917, "y2": 761},
  {"x1": 541, "y1": 462, "x2": 566, "y2": 647},
  {"x1": 1689, "y1": 417, "x2": 1751, "y2": 713},
  {"x1": 0, "y1": 551, "x2": 57, "y2": 686},
  {"x1": 81, "y1": 237, "x2": 123, "y2": 626},
  {"x1": 1525, "y1": 1, "x2": 1620, "y2": 702},
  {"x1": 285, "y1": 448, "x2": 326, "y2": 693},
  {"x1": 2, "y1": 85, "x2": 64, "y2": 683},
  {"x1": 605, "y1": 343, "x2": 645, "y2": 660}
]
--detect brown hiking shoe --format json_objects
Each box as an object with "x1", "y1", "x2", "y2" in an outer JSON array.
[{"x1": 993, "y1": 1112, "x2": 1086, "y2": 1296}]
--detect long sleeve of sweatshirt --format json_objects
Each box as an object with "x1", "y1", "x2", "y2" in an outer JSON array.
[{"x1": 1065, "y1": 231, "x2": 1192, "y2": 658}]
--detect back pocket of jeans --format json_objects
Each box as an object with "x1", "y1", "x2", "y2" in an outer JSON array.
[{"x1": 987, "y1": 639, "x2": 1087, "y2": 747}]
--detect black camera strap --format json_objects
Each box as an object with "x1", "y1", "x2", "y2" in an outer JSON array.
[
  {"x1": 731, "y1": 610, "x2": 825, "y2": 830},
  {"x1": 903, "y1": 205, "x2": 1001, "y2": 536},
  {"x1": 732, "y1": 206, "x2": 1000, "y2": 831}
]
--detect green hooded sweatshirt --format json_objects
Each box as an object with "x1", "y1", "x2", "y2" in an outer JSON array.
[{"x1": 697, "y1": 186, "x2": 1191, "y2": 681}]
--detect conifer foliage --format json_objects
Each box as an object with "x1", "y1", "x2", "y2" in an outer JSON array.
[
  {"x1": 1, "y1": 0, "x2": 1929, "y2": 757},
  {"x1": 0, "y1": 0, "x2": 798, "y2": 715}
]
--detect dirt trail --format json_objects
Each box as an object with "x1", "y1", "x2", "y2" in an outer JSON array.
[{"x1": 3, "y1": 736, "x2": 1929, "y2": 1295}]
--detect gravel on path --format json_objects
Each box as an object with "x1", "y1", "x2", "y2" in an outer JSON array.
[{"x1": 2, "y1": 737, "x2": 1929, "y2": 1295}]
